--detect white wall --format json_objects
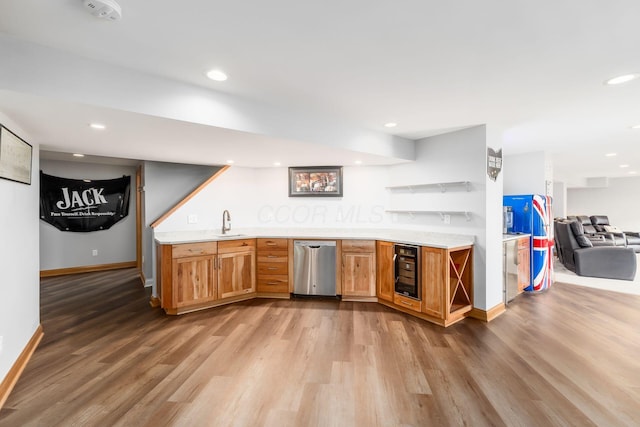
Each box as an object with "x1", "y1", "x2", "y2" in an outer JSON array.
[
  {"x1": 39, "y1": 159, "x2": 137, "y2": 271},
  {"x1": 503, "y1": 151, "x2": 552, "y2": 196},
  {"x1": 0, "y1": 113, "x2": 40, "y2": 385},
  {"x1": 567, "y1": 176, "x2": 640, "y2": 231},
  {"x1": 155, "y1": 165, "x2": 391, "y2": 231}
]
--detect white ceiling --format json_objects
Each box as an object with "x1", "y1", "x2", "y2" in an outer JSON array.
[{"x1": 1, "y1": 1, "x2": 640, "y2": 183}]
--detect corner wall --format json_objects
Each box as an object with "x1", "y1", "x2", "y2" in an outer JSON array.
[
  {"x1": 154, "y1": 126, "x2": 502, "y2": 312},
  {"x1": 143, "y1": 161, "x2": 221, "y2": 287},
  {"x1": 0, "y1": 113, "x2": 40, "y2": 386}
]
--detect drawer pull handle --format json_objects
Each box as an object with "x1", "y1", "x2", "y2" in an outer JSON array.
[
  {"x1": 188, "y1": 249, "x2": 203, "y2": 254},
  {"x1": 401, "y1": 301, "x2": 413, "y2": 306},
  {"x1": 242, "y1": 242, "x2": 248, "y2": 246},
  {"x1": 267, "y1": 255, "x2": 278, "y2": 258},
  {"x1": 267, "y1": 242, "x2": 277, "y2": 246},
  {"x1": 267, "y1": 282, "x2": 281, "y2": 285},
  {"x1": 267, "y1": 267, "x2": 278, "y2": 270}
]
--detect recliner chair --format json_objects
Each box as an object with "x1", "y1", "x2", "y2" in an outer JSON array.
[
  {"x1": 555, "y1": 220, "x2": 636, "y2": 280},
  {"x1": 565, "y1": 216, "x2": 617, "y2": 246}
]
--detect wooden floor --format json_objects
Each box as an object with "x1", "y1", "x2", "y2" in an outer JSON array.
[{"x1": 1, "y1": 269, "x2": 639, "y2": 426}]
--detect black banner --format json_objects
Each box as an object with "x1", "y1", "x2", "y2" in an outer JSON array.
[{"x1": 40, "y1": 172, "x2": 131, "y2": 232}]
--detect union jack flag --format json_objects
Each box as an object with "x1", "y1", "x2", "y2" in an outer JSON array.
[{"x1": 531, "y1": 195, "x2": 553, "y2": 291}]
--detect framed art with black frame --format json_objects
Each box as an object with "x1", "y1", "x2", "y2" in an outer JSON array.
[
  {"x1": 288, "y1": 166, "x2": 343, "y2": 197},
  {"x1": 0, "y1": 124, "x2": 33, "y2": 185}
]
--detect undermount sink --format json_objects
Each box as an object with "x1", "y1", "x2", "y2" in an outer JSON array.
[{"x1": 214, "y1": 233, "x2": 246, "y2": 239}]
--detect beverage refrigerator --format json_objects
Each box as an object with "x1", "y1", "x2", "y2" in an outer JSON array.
[{"x1": 503, "y1": 194, "x2": 553, "y2": 292}]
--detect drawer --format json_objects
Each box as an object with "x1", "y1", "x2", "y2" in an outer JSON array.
[
  {"x1": 257, "y1": 262, "x2": 288, "y2": 275},
  {"x1": 341, "y1": 240, "x2": 375, "y2": 253},
  {"x1": 257, "y1": 238, "x2": 289, "y2": 251},
  {"x1": 393, "y1": 293, "x2": 422, "y2": 313},
  {"x1": 257, "y1": 251, "x2": 288, "y2": 263},
  {"x1": 172, "y1": 242, "x2": 217, "y2": 258},
  {"x1": 218, "y1": 238, "x2": 256, "y2": 253},
  {"x1": 257, "y1": 276, "x2": 289, "y2": 293}
]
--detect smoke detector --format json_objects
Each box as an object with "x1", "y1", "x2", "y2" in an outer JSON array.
[{"x1": 83, "y1": 0, "x2": 122, "y2": 21}]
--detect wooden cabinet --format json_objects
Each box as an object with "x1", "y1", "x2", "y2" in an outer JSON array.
[
  {"x1": 421, "y1": 245, "x2": 473, "y2": 326},
  {"x1": 157, "y1": 239, "x2": 255, "y2": 314},
  {"x1": 503, "y1": 236, "x2": 530, "y2": 303},
  {"x1": 256, "y1": 238, "x2": 290, "y2": 295},
  {"x1": 157, "y1": 241, "x2": 218, "y2": 315},
  {"x1": 376, "y1": 241, "x2": 394, "y2": 302},
  {"x1": 517, "y1": 237, "x2": 530, "y2": 293},
  {"x1": 217, "y1": 239, "x2": 256, "y2": 299},
  {"x1": 422, "y1": 246, "x2": 445, "y2": 319},
  {"x1": 341, "y1": 240, "x2": 376, "y2": 299},
  {"x1": 156, "y1": 235, "x2": 473, "y2": 327},
  {"x1": 173, "y1": 255, "x2": 217, "y2": 307}
]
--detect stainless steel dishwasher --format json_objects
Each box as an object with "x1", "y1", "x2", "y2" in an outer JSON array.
[{"x1": 293, "y1": 240, "x2": 337, "y2": 296}]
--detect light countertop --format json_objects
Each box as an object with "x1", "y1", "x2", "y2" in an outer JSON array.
[
  {"x1": 155, "y1": 227, "x2": 475, "y2": 249},
  {"x1": 502, "y1": 233, "x2": 531, "y2": 242}
]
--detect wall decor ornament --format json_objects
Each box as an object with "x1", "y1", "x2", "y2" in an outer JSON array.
[
  {"x1": 288, "y1": 166, "x2": 343, "y2": 197},
  {"x1": 487, "y1": 147, "x2": 502, "y2": 181}
]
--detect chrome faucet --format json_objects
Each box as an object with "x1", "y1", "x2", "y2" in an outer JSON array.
[{"x1": 222, "y1": 210, "x2": 231, "y2": 234}]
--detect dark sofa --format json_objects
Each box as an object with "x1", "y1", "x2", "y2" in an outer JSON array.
[{"x1": 555, "y1": 220, "x2": 637, "y2": 281}]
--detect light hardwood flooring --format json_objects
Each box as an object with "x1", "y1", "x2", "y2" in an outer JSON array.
[{"x1": 1, "y1": 269, "x2": 639, "y2": 426}]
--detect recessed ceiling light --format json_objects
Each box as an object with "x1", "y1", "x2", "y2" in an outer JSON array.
[
  {"x1": 605, "y1": 73, "x2": 639, "y2": 85},
  {"x1": 631, "y1": 124, "x2": 640, "y2": 129},
  {"x1": 629, "y1": 171, "x2": 637, "y2": 175},
  {"x1": 354, "y1": 160, "x2": 362, "y2": 165},
  {"x1": 273, "y1": 162, "x2": 281, "y2": 166},
  {"x1": 384, "y1": 122, "x2": 397, "y2": 128},
  {"x1": 206, "y1": 69, "x2": 228, "y2": 81},
  {"x1": 226, "y1": 159, "x2": 234, "y2": 164},
  {"x1": 620, "y1": 164, "x2": 630, "y2": 168},
  {"x1": 89, "y1": 123, "x2": 106, "y2": 130},
  {"x1": 605, "y1": 153, "x2": 617, "y2": 157},
  {"x1": 73, "y1": 153, "x2": 85, "y2": 157}
]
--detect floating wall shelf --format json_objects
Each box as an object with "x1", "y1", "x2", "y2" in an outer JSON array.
[
  {"x1": 385, "y1": 210, "x2": 472, "y2": 221},
  {"x1": 385, "y1": 181, "x2": 471, "y2": 193}
]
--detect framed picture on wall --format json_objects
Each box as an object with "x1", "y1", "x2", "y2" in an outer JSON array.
[
  {"x1": 0, "y1": 124, "x2": 33, "y2": 185},
  {"x1": 288, "y1": 166, "x2": 343, "y2": 197}
]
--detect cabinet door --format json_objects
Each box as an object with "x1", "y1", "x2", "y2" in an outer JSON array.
[
  {"x1": 172, "y1": 255, "x2": 216, "y2": 307},
  {"x1": 376, "y1": 241, "x2": 394, "y2": 302},
  {"x1": 422, "y1": 247, "x2": 445, "y2": 319},
  {"x1": 218, "y1": 250, "x2": 256, "y2": 299},
  {"x1": 517, "y1": 237, "x2": 530, "y2": 293},
  {"x1": 342, "y1": 252, "x2": 376, "y2": 297}
]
